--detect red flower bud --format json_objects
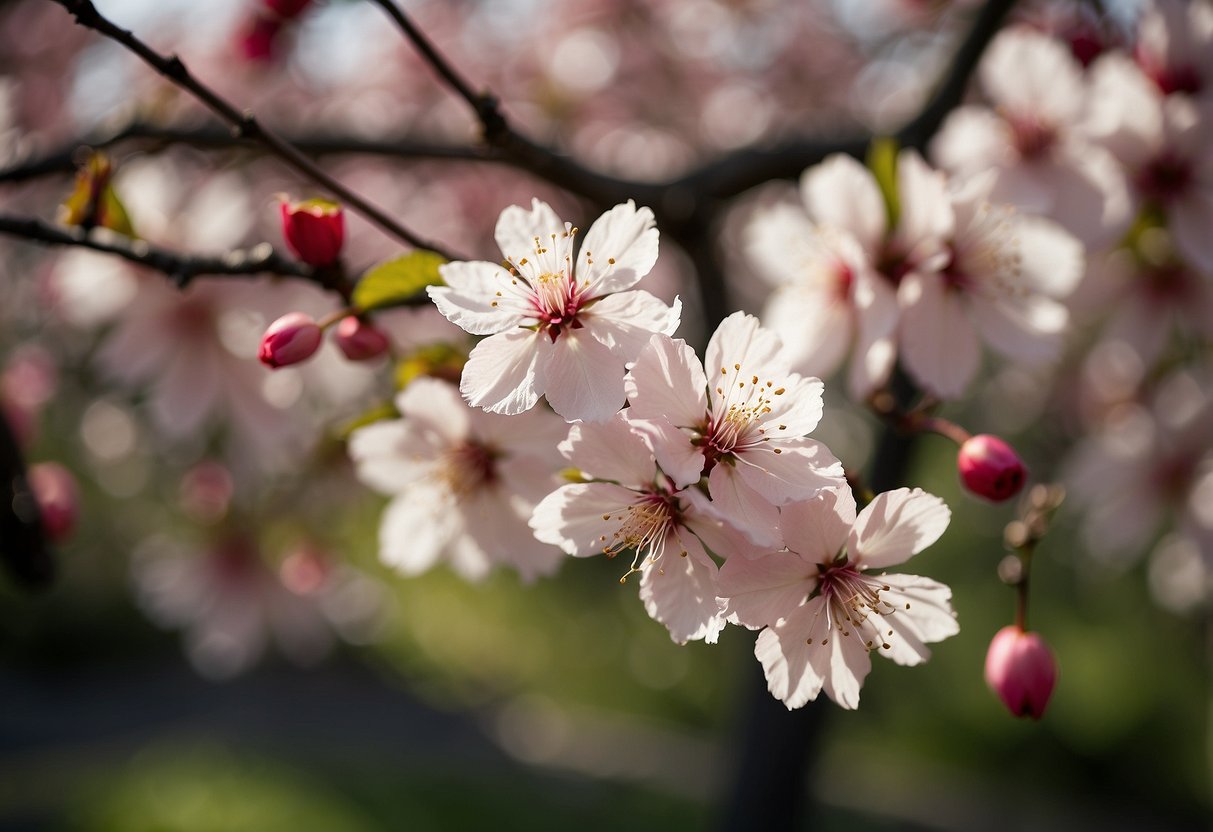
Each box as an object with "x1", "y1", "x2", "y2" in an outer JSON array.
[
  {"x1": 28, "y1": 462, "x2": 80, "y2": 543},
  {"x1": 264, "y1": 0, "x2": 313, "y2": 19},
  {"x1": 280, "y1": 198, "x2": 344, "y2": 267},
  {"x1": 957, "y1": 434, "x2": 1026, "y2": 502},
  {"x1": 259, "y1": 312, "x2": 322, "y2": 369},
  {"x1": 332, "y1": 315, "x2": 390, "y2": 362},
  {"x1": 237, "y1": 14, "x2": 282, "y2": 62},
  {"x1": 984, "y1": 625, "x2": 1057, "y2": 720}
]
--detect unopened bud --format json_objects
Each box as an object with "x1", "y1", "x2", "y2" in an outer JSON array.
[
  {"x1": 280, "y1": 198, "x2": 344, "y2": 267},
  {"x1": 237, "y1": 14, "x2": 282, "y2": 62},
  {"x1": 28, "y1": 462, "x2": 80, "y2": 543},
  {"x1": 333, "y1": 316, "x2": 390, "y2": 362},
  {"x1": 984, "y1": 625, "x2": 1057, "y2": 720},
  {"x1": 259, "y1": 312, "x2": 322, "y2": 369},
  {"x1": 958, "y1": 434, "x2": 1026, "y2": 502},
  {"x1": 264, "y1": 0, "x2": 312, "y2": 19}
]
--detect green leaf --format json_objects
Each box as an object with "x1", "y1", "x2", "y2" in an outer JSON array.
[
  {"x1": 353, "y1": 251, "x2": 447, "y2": 312},
  {"x1": 393, "y1": 342, "x2": 467, "y2": 390},
  {"x1": 866, "y1": 136, "x2": 900, "y2": 230}
]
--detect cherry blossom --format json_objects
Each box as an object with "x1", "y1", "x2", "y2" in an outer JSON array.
[
  {"x1": 717, "y1": 485, "x2": 957, "y2": 710},
  {"x1": 530, "y1": 412, "x2": 759, "y2": 644},
  {"x1": 428, "y1": 198, "x2": 680, "y2": 422},
  {"x1": 1133, "y1": 0, "x2": 1213, "y2": 98},
  {"x1": 746, "y1": 150, "x2": 950, "y2": 399},
  {"x1": 625, "y1": 312, "x2": 844, "y2": 545},
  {"x1": 349, "y1": 377, "x2": 567, "y2": 582},
  {"x1": 132, "y1": 534, "x2": 383, "y2": 680},
  {"x1": 897, "y1": 175, "x2": 1084, "y2": 398},
  {"x1": 1085, "y1": 54, "x2": 1213, "y2": 273},
  {"x1": 931, "y1": 26, "x2": 1131, "y2": 247}
]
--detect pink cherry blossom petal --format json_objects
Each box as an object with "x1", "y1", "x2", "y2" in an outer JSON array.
[{"x1": 849, "y1": 488, "x2": 951, "y2": 570}]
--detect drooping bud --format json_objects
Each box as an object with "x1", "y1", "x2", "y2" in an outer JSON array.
[
  {"x1": 958, "y1": 434, "x2": 1026, "y2": 502},
  {"x1": 984, "y1": 625, "x2": 1057, "y2": 720},
  {"x1": 28, "y1": 462, "x2": 80, "y2": 543},
  {"x1": 259, "y1": 312, "x2": 322, "y2": 369},
  {"x1": 332, "y1": 316, "x2": 390, "y2": 362},
  {"x1": 280, "y1": 198, "x2": 345, "y2": 267}
]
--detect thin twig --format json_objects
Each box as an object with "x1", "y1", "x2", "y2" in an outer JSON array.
[
  {"x1": 365, "y1": 0, "x2": 507, "y2": 142},
  {"x1": 51, "y1": 0, "x2": 461, "y2": 260}
]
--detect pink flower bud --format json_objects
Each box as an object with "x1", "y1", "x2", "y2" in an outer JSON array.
[
  {"x1": 264, "y1": 0, "x2": 312, "y2": 19},
  {"x1": 259, "y1": 312, "x2": 322, "y2": 369},
  {"x1": 28, "y1": 462, "x2": 80, "y2": 543},
  {"x1": 332, "y1": 316, "x2": 390, "y2": 362},
  {"x1": 958, "y1": 434, "x2": 1026, "y2": 502},
  {"x1": 280, "y1": 199, "x2": 344, "y2": 267},
  {"x1": 236, "y1": 14, "x2": 282, "y2": 62},
  {"x1": 984, "y1": 625, "x2": 1057, "y2": 720}
]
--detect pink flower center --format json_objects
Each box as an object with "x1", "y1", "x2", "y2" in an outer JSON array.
[
  {"x1": 1138, "y1": 49, "x2": 1204, "y2": 96},
  {"x1": 1136, "y1": 152, "x2": 1194, "y2": 205},
  {"x1": 701, "y1": 368, "x2": 786, "y2": 472},
  {"x1": 1007, "y1": 113, "x2": 1057, "y2": 160},
  {"x1": 599, "y1": 490, "x2": 683, "y2": 578},
  {"x1": 815, "y1": 563, "x2": 899, "y2": 652},
  {"x1": 441, "y1": 441, "x2": 498, "y2": 497},
  {"x1": 530, "y1": 271, "x2": 585, "y2": 342}
]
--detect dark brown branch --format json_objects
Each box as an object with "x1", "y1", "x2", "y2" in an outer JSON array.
[
  {"x1": 51, "y1": 0, "x2": 460, "y2": 259},
  {"x1": 0, "y1": 123, "x2": 491, "y2": 184},
  {"x1": 17, "y1": 0, "x2": 1014, "y2": 223},
  {"x1": 0, "y1": 213, "x2": 322, "y2": 288}
]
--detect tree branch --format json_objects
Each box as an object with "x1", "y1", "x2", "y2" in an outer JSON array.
[
  {"x1": 51, "y1": 0, "x2": 461, "y2": 259},
  {"x1": 0, "y1": 122, "x2": 492, "y2": 184},
  {"x1": 0, "y1": 213, "x2": 332, "y2": 289}
]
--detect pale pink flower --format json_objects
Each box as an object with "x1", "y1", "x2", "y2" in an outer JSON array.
[
  {"x1": 132, "y1": 534, "x2": 383, "y2": 679},
  {"x1": 898, "y1": 176, "x2": 1084, "y2": 398},
  {"x1": 625, "y1": 312, "x2": 844, "y2": 545},
  {"x1": 1065, "y1": 368, "x2": 1213, "y2": 568},
  {"x1": 1133, "y1": 0, "x2": 1213, "y2": 97},
  {"x1": 717, "y1": 486, "x2": 957, "y2": 710},
  {"x1": 1085, "y1": 54, "x2": 1213, "y2": 273},
  {"x1": 428, "y1": 198, "x2": 680, "y2": 422},
  {"x1": 530, "y1": 412, "x2": 758, "y2": 644},
  {"x1": 349, "y1": 377, "x2": 566, "y2": 582},
  {"x1": 931, "y1": 26, "x2": 1132, "y2": 247},
  {"x1": 745, "y1": 150, "x2": 953, "y2": 398}
]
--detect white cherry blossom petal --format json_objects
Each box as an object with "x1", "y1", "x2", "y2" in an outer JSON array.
[
  {"x1": 494, "y1": 198, "x2": 566, "y2": 267},
  {"x1": 429, "y1": 261, "x2": 529, "y2": 335},
  {"x1": 578, "y1": 200, "x2": 660, "y2": 295},
  {"x1": 559, "y1": 413, "x2": 658, "y2": 485},
  {"x1": 708, "y1": 464, "x2": 782, "y2": 547},
  {"x1": 585, "y1": 290, "x2": 682, "y2": 361},
  {"x1": 754, "y1": 599, "x2": 830, "y2": 709},
  {"x1": 529, "y1": 481, "x2": 640, "y2": 556},
  {"x1": 734, "y1": 438, "x2": 844, "y2": 504},
  {"x1": 638, "y1": 530, "x2": 726, "y2": 644},
  {"x1": 800, "y1": 154, "x2": 887, "y2": 254},
  {"x1": 717, "y1": 550, "x2": 816, "y2": 629},
  {"x1": 460, "y1": 329, "x2": 544, "y2": 415},
  {"x1": 378, "y1": 487, "x2": 461, "y2": 576},
  {"x1": 849, "y1": 487, "x2": 951, "y2": 570},
  {"x1": 626, "y1": 334, "x2": 710, "y2": 428},
  {"x1": 778, "y1": 487, "x2": 855, "y2": 565},
  {"x1": 898, "y1": 272, "x2": 981, "y2": 399},
  {"x1": 537, "y1": 328, "x2": 627, "y2": 422}
]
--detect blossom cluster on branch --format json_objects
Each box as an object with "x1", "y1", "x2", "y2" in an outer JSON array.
[{"x1": 0, "y1": 0, "x2": 1210, "y2": 731}]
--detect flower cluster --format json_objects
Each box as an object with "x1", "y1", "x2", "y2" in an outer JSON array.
[{"x1": 350, "y1": 198, "x2": 960, "y2": 710}]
